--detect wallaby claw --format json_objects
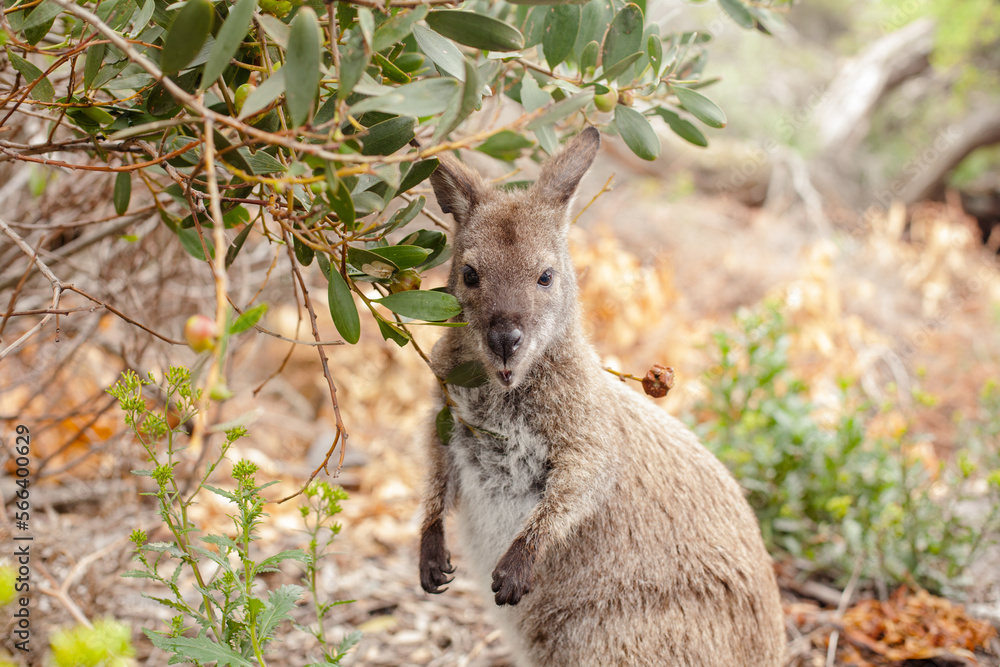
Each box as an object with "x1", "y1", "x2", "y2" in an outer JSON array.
[
  {"x1": 491, "y1": 537, "x2": 535, "y2": 606},
  {"x1": 419, "y1": 519, "x2": 455, "y2": 595},
  {"x1": 421, "y1": 565, "x2": 454, "y2": 594}
]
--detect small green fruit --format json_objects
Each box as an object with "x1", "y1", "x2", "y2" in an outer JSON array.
[
  {"x1": 389, "y1": 268, "x2": 422, "y2": 294},
  {"x1": 594, "y1": 90, "x2": 617, "y2": 113},
  {"x1": 184, "y1": 315, "x2": 218, "y2": 353},
  {"x1": 234, "y1": 83, "x2": 254, "y2": 115},
  {"x1": 209, "y1": 382, "x2": 233, "y2": 400}
]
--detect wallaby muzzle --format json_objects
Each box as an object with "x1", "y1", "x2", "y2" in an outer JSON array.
[{"x1": 487, "y1": 319, "x2": 523, "y2": 385}]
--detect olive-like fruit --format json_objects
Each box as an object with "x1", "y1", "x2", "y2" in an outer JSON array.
[
  {"x1": 184, "y1": 314, "x2": 218, "y2": 353},
  {"x1": 390, "y1": 268, "x2": 422, "y2": 294},
  {"x1": 594, "y1": 90, "x2": 618, "y2": 113}
]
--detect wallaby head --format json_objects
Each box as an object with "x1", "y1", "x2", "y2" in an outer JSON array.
[{"x1": 430, "y1": 126, "x2": 600, "y2": 389}]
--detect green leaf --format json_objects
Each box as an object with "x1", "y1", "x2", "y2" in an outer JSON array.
[
  {"x1": 520, "y1": 73, "x2": 550, "y2": 111},
  {"x1": 144, "y1": 632, "x2": 252, "y2": 667},
  {"x1": 222, "y1": 204, "x2": 250, "y2": 228},
  {"x1": 372, "y1": 5, "x2": 428, "y2": 53},
  {"x1": 177, "y1": 226, "x2": 215, "y2": 260},
  {"x1": 353, "y1": 191, "x2": 384, "y2": 216},
  {"x1": 376, "y1": 316, "x2": 410, "y2": 346},
  {"x1": 542, "y1": 5, "x2": 580, "y2": 69},
  {"x1": 20, "y1": 0, "x2": 62, "y2": 31},
  {"x1": 82, "y1": 105, "x2": 116, "y2": 126},
  {"x1": 239, "y1": 148, "x2": 287, "y2": 174},
  {"x1": 526, "y1": 89, "x2": 594, "y2": 130},
  {"x1": 381, "y1": 195, "x2": 425, "y2": 233},
  {"x1": 579, "y1": 39, "x2": 599, "y2": 75},
  {"x1": 520, "y1": 6, "x2": 547, "y2": 48},
  {"x1": 257, "y1": 584, "x2": 303, "y2": 638},
  {"x1": 476, "y1": 130, "x2": 534, "y2": 161},
  {"x1": 375, "y1": 290, "x2": 461, "y2": 321},
  {"x1": 226, "y1": 222, "x2": 254, "y2": 268},
  {"x1": 131, "y1": 0, "x2": 155, "y2": 36},
  {"x1": 374, "y1": 52, "x2": 410, "y2": 84},
  {"x1": 229, "y1": 303, "x2": 267, "y2": 334},
  {"x1": 436, "y1": 405, "x2": 454, "y2": 444},
  {"x1": 358, "y1": 116, "x2": 415, "y2": 157},
  {"x1": 337, "y1": 33, "x2": 369, "y2": 101},
  {"x1": 350, "y1": 78, "x2": 458, "y2": 117},
  {"x1": 237, "y1": 69, "x2": 284, "y2": 120},
  {"x1": 425, "y1": 10, "x2": 524, "y2": 52},
  {"x1": 347, "y1": 246, "x2": 398, "y2": 278},
  {"x1": 412, "y1": 24, "x2": 465, "y2": 80},
  {"x1": 368, "y1": 245, "x2": 431, "y2": 270},
  {"x1": 601, "y1": 3, "x2": 643, "y2": 75},
  {"x1": 718, "y1": 0, "x2": 755, "y2": 29},
  {"x1": 446, "y1": 360, "x2": 489, "y2": 388},
  {"x1": 670, "y1": 85, "x2": 726, "y2": 128},
  {"x1": 356, "y1": 6, "x2": 375, "y2": 49},
  {"x1": 399, "y1": 159, "x2": 439, "y2": 193},
  {"x1": 285, "y1": 6, "x2": 322, "y2": 127},
  {"x1": 401, "y1": 228, "x2": 449, "y2": 269},
  {"x1": 325, "y1": 169, "x2": 355, "y2": 228},
  {"x1": 576, "y1": 0, "x2": 613, "y2": 59},
  {"x1": 214, "y1": 130, "x2": 252, "y2": 172},
  {"x1": 652, "y1": 107, "x2": 707, "y2": 147},
  {"x1": 614, "y1": 105, "x2": 660, "y2": 161},
  {"x1": 258, "y1": 13, "x2": 289, "y2": 47},
  {"x1": 647, "y1": 34, "x2": 663, "y2": 78},
  {"x1": 113, "y1": 172, "x2": 131, "y2": 215},
  {"x1": 201, "y1": 0, "x2": 256, "y2": 91},
  {"x1": 257, "y1": 549, "x2": 308, "y2": 571},
  {"x1": 161, "y1": 0, "x2": 214, "y2": 75},
  {"x1": 519, "y1": 75, "x2": 556, "y2": 153},
  {"x1": 433, "y1": 57, "x2": 480, "y2": 143},
  {"x1": 6, "y1": 49, "x2": 53, "y2": 102},
  {"x1": 83, "y1": 43, "x2": 107, "y2": 90},
  {"x1": 600, "y1": 50, "x2": 642, "y2": 82},
  {"x1": 294, "y1": 234, "x2": 314, "y2": 266},
  {"x1": 507, "y1": 0, "x2": 588, "y2": 5},
  {"x1": 328, "y1": 265, "x2": 360, "y2": 344}
]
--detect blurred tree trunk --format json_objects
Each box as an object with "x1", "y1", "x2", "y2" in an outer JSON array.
[
  {"x1": 814, "y1": 19, "x2": 935, "y2": 158},
  {"x1": 900, "y1": 108, "x2": 1000, "y2": 204}
]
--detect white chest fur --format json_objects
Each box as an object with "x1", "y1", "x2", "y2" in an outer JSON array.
[{"x1": 447, "y1": 386, "x2": 550, "y2": 586}]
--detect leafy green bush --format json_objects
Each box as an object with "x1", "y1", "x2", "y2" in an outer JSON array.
[
  {"x1": 692, "y1": 301, "x2": 1000, "y2": 594},
  {"x1": 108, "y1": 368, "x2": 356, "y2": 665},
  {"x1": 1, "y1": 0, "x2": 787, "y2": 355}
]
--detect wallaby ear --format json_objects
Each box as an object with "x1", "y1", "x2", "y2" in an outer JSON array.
[
  {"x1": 534, "y1": 126, "x2": 600, "y2": 206},
  {"x1": 430, "y1": 156, "x2": 484, "y2": 226}
]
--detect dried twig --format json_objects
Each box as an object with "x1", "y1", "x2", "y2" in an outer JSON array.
[
  {"x1": 0, "y1": 216, "x2": 63, "y2": 359},
  {"x1": 277, "y1": 230, "x2": 349, "y2": 503}
]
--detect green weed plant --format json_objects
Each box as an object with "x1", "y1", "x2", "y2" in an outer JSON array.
[{"x1": 693, "y1": 301, "x2": 1000, "y2": 595}]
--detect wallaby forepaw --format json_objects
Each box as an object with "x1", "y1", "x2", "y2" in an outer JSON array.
[
  {"x1": 420, "y1": 558, "x2": 455, "y2": 594},
  {"x1": 420, "y1": 520, "x2": 455, "y2": 594},
  {"x1": 491, "y1": 537, "x2": 535, "y2": 606}
]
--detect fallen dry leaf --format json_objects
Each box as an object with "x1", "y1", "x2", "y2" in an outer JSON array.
[{"x1": 839, "y1": 586, "x2": 996, "y2": 664}]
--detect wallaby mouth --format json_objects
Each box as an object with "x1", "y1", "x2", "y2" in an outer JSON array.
[{"x1": 487, "y1": 323, "x2": 522, "y2": 388}]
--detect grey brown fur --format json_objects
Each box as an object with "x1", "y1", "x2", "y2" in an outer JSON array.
[{"x1": 419, "y1": 127, "x2": 785, "y2": 666}]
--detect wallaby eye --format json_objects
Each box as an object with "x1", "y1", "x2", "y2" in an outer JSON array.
[
  {"x1": 537, "y1": 269, "x2": 554, "y2": 287},
  {"x1": 462, "y1": 265, "x2": 480, "y2": 288}
]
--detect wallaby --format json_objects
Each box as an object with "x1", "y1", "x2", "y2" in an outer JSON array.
[{"x1": 419, "y1": 126, "x2": 785, "y2": 666}]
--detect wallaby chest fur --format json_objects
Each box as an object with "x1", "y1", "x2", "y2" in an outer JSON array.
[{"x1": 419, "y1": 127, "x2": 785, "y2": 667}]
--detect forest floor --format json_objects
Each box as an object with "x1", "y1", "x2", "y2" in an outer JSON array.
[{"x1": 3, "y1": 164, "x2": 1000, "y2": 665}]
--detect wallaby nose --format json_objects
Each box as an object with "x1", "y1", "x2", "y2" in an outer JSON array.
[{"x1": 487, "y1": 325, "x2": 523, "y2": 362}]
